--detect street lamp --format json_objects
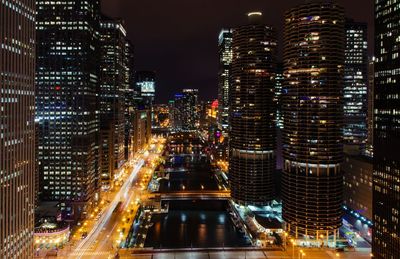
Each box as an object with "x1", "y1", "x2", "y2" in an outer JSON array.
[
  {"x1": 298, "y1": 250, "x2": 306, "y2": 259},
  {"x1": 290, "y1": 239, "x2": 296, "y2": 259}
]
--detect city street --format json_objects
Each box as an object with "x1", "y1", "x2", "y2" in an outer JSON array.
[
  {"x1": 71, "y1": 159, "x2": 145, "y2": 258},
  {"x1": 42, "y1": 138, "x2": 166, "y2": 259}
]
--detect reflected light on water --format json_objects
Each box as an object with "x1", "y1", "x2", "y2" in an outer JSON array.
[
  {"x1": 198, "y1": 224, "x2": 207, "y2": 245},
  {"x1": 181, "y1": 213, "x2": 187, "y2": 223},
  {"x1": 218, "y1": 214, "x2": 225, "y2": 224}
]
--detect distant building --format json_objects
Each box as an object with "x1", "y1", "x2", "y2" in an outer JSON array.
[
  {"x1": 153, "y1": 104, "x2": 171, "y2": 129},
  {"x1": 99, "y1": 16, "x2": 129, "y2": 189},
  {"x1": 373, "y1": 0, "x2": 400, "y2": 257},
  {"x1": 282, "y1": 2, "x2": 345, "y2": 239},
  {"x1": 344, "y1": 19, "x2": 368, "y2": 153},
  {"x1": 172, "y1": 89, "x2": 199, "y2": 130},
  {"x1": 1, "y1": 0, "x2": 36, "y2": 257},
  {"x1": 365, "y1": 58, "x2": 374, "y2": 157},
  {"x1": 133, "y1": 110, "x2": 152, "y2": 153},
  {"x1": 124, "y1": 41, "x2": 135, "y2": 161},
  {"x1": 135, "y1": 71, "x2": 156, "y2": 109},
  {"x1": 217, "y1": 29, "x2": 233, "y2": 134},
  {"x1": 229, "y1": 12, "x2": 277, "y2": 206},
  {"x1": 36, "y1": 0, "x2": 101, "y2": 217}
]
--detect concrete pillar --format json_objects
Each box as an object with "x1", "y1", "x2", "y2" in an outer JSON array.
[
  {"x1": 333, "y1": 229, "x2": 337, "y2": 247},
  {"x1": 326, "y1": 230, "x2": 329, "y2": 247},
  {"x1": 305, "y1": 229, "x2": 308, "y2": 245}
]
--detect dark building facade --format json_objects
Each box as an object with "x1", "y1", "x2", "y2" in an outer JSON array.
[
  {"x1": 124, "y1": 41, "x2": 135, "y2": 161},
  {"x1": 366, "y1": 59, "x2": 374, "y2": 157},
  {"x1": 373, "y1": 0, "x2": 400, "y2": 257},
  {"x1": 343, "y1": 155, "x2": 373, "y2": 221},
  {"x1": 132, "y1": 110, "x2": 151, "y2": 153},
  {"x1": 344, "y1": 19, "x2": 368, "y2": 152},
  {"x1": 172, "y1": 89, "x2": 199, "y2": 130},
  {"x1": 36, "y1": 0, "x2": 101, "y2": 214},
  {"x1": 282, "y1": 2, "x2": 345, "y2": 239},
  {"x1": 99, "y1": 17, "x2": 128, "y2": 189},
  {"x1": 229, "y1": 12, "x2": 277, "y2": 206},
  {"x1": 217, "y1": 29, "x2": 233, "y2": 135},
  {"x1": 0, "y1": 0, "x2": 36, "y2": 257}
]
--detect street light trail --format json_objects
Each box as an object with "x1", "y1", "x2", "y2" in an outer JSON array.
[{"x1": 73, "y1": 159, "x2": 145, "y2": 258}]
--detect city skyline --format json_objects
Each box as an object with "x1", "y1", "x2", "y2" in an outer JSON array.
[
  {"x1": 1, "y1": 0, "x2": 398, "y2": 258},
  {"x1": 101, "y1": 0, "x2": 374, "y2": 102}
]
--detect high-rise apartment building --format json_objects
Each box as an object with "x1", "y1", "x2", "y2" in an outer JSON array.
[
  {"x1": 373, "y1": 0, "x2": 400, "y2": 257},
  {"x1": 36, "y1": 0, "x2": 101, "y2": 215},
  {"x1": 282, "y1": 2, "x2": 345, "y2": 239},
  {"x1": 99, "y1": 17, "x2": 128, "y2": 189},
  {"x1": 0, "y1": 0, "x2": 36, "y2": 257},
  {"x1": 229, "y1": 12, "x2": 277, "y2": 206},
  {"x1": 344, "y1": 19, "x2": 368, "y2": 152},
  {"x1": 172, "y1": 89, "x2": 199, "y2": 130},
  {"x1": 217, "y1": 29, "x2": 233, "y2": 134}
]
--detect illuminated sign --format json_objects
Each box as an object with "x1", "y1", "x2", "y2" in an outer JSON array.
[{"x1": 138, "y1": 81, "x2": 155, "y2": 93}]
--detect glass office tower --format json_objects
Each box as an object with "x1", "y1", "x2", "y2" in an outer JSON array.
[
  {"x1": 99, "y1": 17, "x2": 129, "y2": 189},
  {"x1": 373, "y1": 0, "x2": 400, "y2": 257},
  {"x1": 0, "y1": 0, "x2": 36, "y2": 257},
  {"x1": 217, "y1": 29, "x2": 233, "y2": 134},
  {"x1": 344, "y1": 19, "x2": 368, "y2": 151},
  {"x1": 36, "y1": 0, "x2": 101, "y2": 215}
]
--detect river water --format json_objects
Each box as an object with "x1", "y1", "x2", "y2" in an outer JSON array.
[
  {"x1": 144, "y1": 200, "x2": 251, "y2": 248},
  {"x1": 143, "y1": 133, "x2": 251, "y2": 248}
]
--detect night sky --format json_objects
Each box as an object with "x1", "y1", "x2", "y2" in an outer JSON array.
[{"x1": 101, "y1": 0, "x2": 374, "y2": 103}]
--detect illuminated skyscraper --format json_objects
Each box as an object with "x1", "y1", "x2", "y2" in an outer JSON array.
[
  {"x1": 282, "y1": 1, "x2": 345, "y2": 239},
  {"x1": 366, "y1": 58, "x2": 374, "y2": 157},
  {"x1": 275, "y1": 63, "x2": 284, "y2": 129},
  {"x1": 344, "y1": 19, "x2": 368, "y2": 152},
  {"x1": 124, "y1": 41, "x2": 135, "y2": 161},
  {"x1": 229, "y1": 12, "x2": 277, "y2": 206},
  {"x1": 36, "y1": 0, "x2": 101, "y2": 215},
  {"x1": 0, "y1": 0, "x2": 35, "y2": 257},
  {"x1": 172, "y1": 89, "x2": 199, "y2": 130},
  {"x1": 373, "y1": 0, "x2": 400, "y2": 257},
  {"x1": 135, "y1": 71, "x2": 156, "y2": 109},
  {"x1": 99, "y1": 17, "x2": 129, "y2": 189},
  {"x1": 217, "y1": 29, "x2": 233, "y2": 134}
]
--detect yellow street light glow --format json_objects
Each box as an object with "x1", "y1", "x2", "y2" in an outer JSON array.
[{"x1": 247, "y1": 12, "x2": 262, "y2": 17}]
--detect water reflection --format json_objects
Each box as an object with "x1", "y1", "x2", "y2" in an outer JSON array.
[{"x1": 144, "y1": 201, "x2": 251, "y2": 248}]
